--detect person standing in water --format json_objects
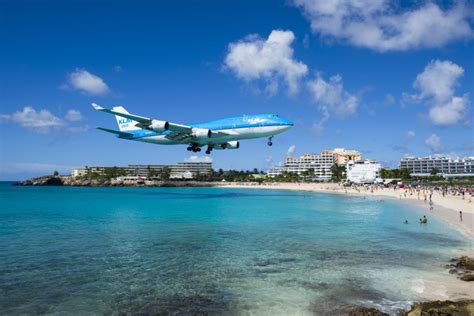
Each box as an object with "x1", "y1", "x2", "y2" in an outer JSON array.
[{"x1": 460, "y1": 211, "x2": 463, "y2": 222}]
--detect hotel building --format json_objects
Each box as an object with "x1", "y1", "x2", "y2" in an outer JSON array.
[
  {"x1": 267, "y1": 148, "x2": 362, "y2": 181},
  {"x1": 71, "y1": 161, "x2": 213, "y2": 179},
  {"x1": 400, "y1": 156, "x2": 474, "y2": 176},
  {"x1": 346, "y1": 160, "x2": 382, "y2": 184}
]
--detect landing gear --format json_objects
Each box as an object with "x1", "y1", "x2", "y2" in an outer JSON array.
[
  {"x1": 267, "y1": 136, "x2": 273, "y2": 146},
  {"x1": 205, "y1": 146, "x2": 213, "y2": 155},
  {"x1": 187, "y1": 143, "x2": 201, "y2": 152}
]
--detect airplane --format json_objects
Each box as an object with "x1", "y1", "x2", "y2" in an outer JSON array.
[{"x1": 92, "y1": 103, "x2": 293, "y2": 154}]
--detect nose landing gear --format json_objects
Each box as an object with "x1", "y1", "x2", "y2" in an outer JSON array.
[{"x1": 267, "y1": 136, "x2": 273, "y2": 146}]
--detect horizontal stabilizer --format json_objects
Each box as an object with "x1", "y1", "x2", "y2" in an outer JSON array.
[{"x1": 97, "y1": 127, "x2": 133, "y2": 137}]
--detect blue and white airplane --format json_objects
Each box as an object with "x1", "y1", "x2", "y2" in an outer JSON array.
[{"x1": 92, "y1": 103, "x2": 293, "y2": 154}]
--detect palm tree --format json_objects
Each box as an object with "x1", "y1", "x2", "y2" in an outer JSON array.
[{"x1": 430, "y1": 167, "x2": 440, "y2": 176}]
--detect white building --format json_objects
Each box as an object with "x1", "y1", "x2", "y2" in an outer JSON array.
[
  {"x1": 71, "y1": 162, "x2": 213, "y2": 179},
  {"x1": 169, "y1": 162, "x2": 213, "y2": 179},
  {"x1": 266, "y1": 148, "x2": 361, "y2": 181},
  {"x1": 400, "y1": 156, "x2": 474, "y2": 176},
  {"x1": 71, "y1": 168, "x2": 88, "y2": 177},
  {"x1": 346, "y1": 160, "x2": 382, "y2": 184},
  {"x1": 169, "y1": 171, "x2": 193, "y2": 179}
]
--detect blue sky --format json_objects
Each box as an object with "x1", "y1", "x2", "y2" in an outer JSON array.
[{"x1": 1, "y1": 0, "x2": 473, "y2": 180}]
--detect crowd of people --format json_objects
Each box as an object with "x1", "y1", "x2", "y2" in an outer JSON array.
[{"x1": 344, "y1": 182, "x2": 473, "y2": 225}]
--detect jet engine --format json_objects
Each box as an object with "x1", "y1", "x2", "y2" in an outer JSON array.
[
  {"x1": 192, "y1": 128, "x2": 212, "y2": 139},
  {"x1": 225, "y1": 141, "x2": 239, "y2": 149},
  {"x1": 214, "y1": 141, "x2": 240, "y2": 150},
  {"x1": 150, "y1": 120, "x2": 169, "y2": 132}
]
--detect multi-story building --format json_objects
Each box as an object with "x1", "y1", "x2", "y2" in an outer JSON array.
[
  {"x1": 400, "y1": 156, "x2": 474, "y2": 176},
  {"x1": 333, "y1": 148, "x2": 362, "y2": 165},
  {"x1": 346, "y1": 160, "x2": 382, "y2": 184},
  {"x1": 71, "y1": 162, "x2": 213, "y2": 179},
  {"x1": 170, "y1": 162, "x2": 213, "y2": 179},
  {"x1": 267, "y1": 148, "x2": 361, "y2": 180}
]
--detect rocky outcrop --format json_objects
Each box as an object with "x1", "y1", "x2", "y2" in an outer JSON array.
[
  {"x1": 329, "y1": 306, "x2": 388, "y2": 315},
  {"x1": 16, "y1": 176, "x2": 65, "y2": 186},
  {"x1": 331, "y1": 301, "x2": 474, "y2": 316},
  {"x1": 446, "y1": 256, "x2": 474, "y2": 282},
  {"x1": 16, "y1": 176, "x2": 218, "y2": 187},
  {"x1": 406, "y1": 300, "x2": 474, "y2": 316}
]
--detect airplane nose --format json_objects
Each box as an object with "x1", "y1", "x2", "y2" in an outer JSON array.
[
  {"x1": 278, "y1": 117, "x2": 293, "y2": 126},
  {"x1": 284, "y1": 118, "x2": 294, "y2": 126}
]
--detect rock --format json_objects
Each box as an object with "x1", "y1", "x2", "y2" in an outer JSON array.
[
  {"x1": 43, "y1": 177, "x2": 63, "y2": 185},
  {"x1": 447, "y1": 256, "x2": 474, "y2": 282},
  {"x1": 406, "y1": 300, "x2": 474, "y2": 316},
  {"x1": 329, "y1": 306, "x2": 388, "y2": 316},
  {"x1": 460, "y1": 274, "x2": 474, "y2": 282},
  {"x1": 348, "y1": 307, "x2": 388, "y2": 316},
  {"x1": 456, "y1": 256, "x2": 474, "y2": 271}
]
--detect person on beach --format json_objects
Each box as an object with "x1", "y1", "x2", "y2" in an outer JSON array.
[
  {"x1": 460, "y1": 211, "x2": 463, "y2": 222},
  {"x1": 429, "y1": 200, "x2": 433, "y2": 210}
]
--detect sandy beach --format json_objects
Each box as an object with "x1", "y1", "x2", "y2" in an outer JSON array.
[{"x1": 218, "y1": 182, "x2": 474, "y2": 244}]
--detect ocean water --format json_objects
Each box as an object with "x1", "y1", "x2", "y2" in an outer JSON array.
[{"x1": 0, "y1": 183, "x2": 471, "y2": 315}]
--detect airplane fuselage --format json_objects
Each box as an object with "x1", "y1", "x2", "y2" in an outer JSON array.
[{"x1": 118, "y1": 113, "x2": 293, "y2": 146}]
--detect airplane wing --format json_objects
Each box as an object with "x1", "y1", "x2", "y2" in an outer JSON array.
[{"x1": 92, "y1": 103, "x2": 235, "y2": 140}]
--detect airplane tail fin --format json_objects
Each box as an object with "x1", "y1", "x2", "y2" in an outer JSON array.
[{"x1": 112, "y1": 106, "x2": 141, "y2": 131}]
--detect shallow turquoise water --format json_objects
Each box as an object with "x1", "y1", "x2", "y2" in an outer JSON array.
[{"x1": 0, "y1": 183, "x2": 470, "y2": 314}]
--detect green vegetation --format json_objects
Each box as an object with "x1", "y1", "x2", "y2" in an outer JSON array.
[
  {"x1": 380, "y1": 168, "x2": 411, "y2": 180},
  {"x1": 430, "y1": 167, "x2": 440, "y2": 176},
  {"x1": 330, "y1": 164, "x2": 346, "y2": 182}
]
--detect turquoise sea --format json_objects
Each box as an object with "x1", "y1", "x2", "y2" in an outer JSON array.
[{"x1": 0, "y1": 183, "x2": 471, "y2": 315}]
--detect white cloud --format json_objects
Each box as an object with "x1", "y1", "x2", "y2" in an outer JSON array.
[
  {"x1": 425, "y1": 134, "x2": 443, "y2": 153},
  {"x1": 265, "y1": 156, "x2": 274, "y2": 167},
  {"x1": 292, "y1": 0, "x2": 473, "y2": 52},
  {"x1": 413, "y1": 59, "x2": 464, "y2": 101},
  {"x1": 428, "y1": 95, "x2": 469, "y2": 126},
  {"x1": 224, "y1": 30, "x2": 308, "y2": 94},
  {"x1": 0, "y1": 106, "x2": 88, "y2": 133},
  {"x1": 411, "y1": 60, "x2": 469, "y2": 126},
  {"x1": 65, "y1": 109, "x2": 83, "y2": 122},
  {"x1": 0, "y1": 106, "x2": 64, "y2": 133},
  {"x1": 185, "y1": 155, "x2": 213, "y2": 163},
  {"x1": 407, "y1": 130, "x2": 416, "y2": 138},
  {"x1": 67, "y1": 68, "x2": 110, "y2": 95},
  {"x1": 287, "y1": 145, "x2": 296, "y2": 156},
  {"x1": 308, "y1": 73, "x2": 359, "y2": 119}
]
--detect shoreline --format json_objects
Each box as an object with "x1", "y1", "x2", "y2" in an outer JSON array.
[{"x1": 216, "y1": 182, "x2": 474, "y2": 243}]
